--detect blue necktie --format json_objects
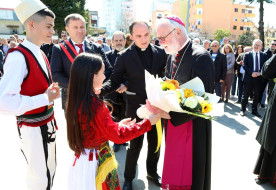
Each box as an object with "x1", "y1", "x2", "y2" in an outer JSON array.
[{"x1": 255, "y1": 53, "x2": 259, "y2": 72}]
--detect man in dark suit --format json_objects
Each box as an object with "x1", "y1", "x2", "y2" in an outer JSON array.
[
  {"x1": 105, "y1": 31, "x2": 128, "y2": 152},
  {"x1": 210, "y1": 40, "x2": 227, "y2": 100},
  {"x1": 50, "y1": 13, "x2": 112, "y2": 109},
  {"x1": 240, "y1": 39, "x2": 266, "y2": 117},
  {"x1": 101, "y1": 21, "x2": 167, "y2": 190}
]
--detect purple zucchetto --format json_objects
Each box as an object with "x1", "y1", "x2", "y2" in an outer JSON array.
[{"x1": 165, "y1": 15, "x2": 185, "y2": 27}]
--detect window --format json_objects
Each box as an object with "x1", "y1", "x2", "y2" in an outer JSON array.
[
  {"x1": 248, "y1": 10, "x2": 252, "y2": 13},
  {"x1": 233, "y1": 26, "x2": 237, "y2": 30},
  {"x1": 234, "y1": 8, "x2": 238, "y2": 12},
  {"x1": 242, "y1": 9, "x2": 245, "y2": 13},
  {"x1": 240, "y1": 26, "x2": 244, "y2": 30},
  {"x1": 272, "y1": 32, "x2": 275, "y2": 38},
  {"x1": 247, "y1": 28, "x2": 250, "y2": 31},
  {"x1": 234, "y1": 18, "x2": 238, "y2": 22},
  {"x1": 196, "y1": 0, "x2": 203, "y2": 4}
]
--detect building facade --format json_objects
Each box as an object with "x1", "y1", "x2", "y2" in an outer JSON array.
[
  {"x1": 100, "y1": 0, "x2": 136, "y2": 35},
  {"x1": 0, "y1": 8, "x2": 24, "y2": 35},
  {"x1": 185, "y1": 0, "x2": 255, "y2": 41}
]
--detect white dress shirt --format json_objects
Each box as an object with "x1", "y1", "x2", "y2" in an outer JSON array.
[
  {"x1": 252, "y1": 51, "x2": 260, "y2": 72},
  {"x1": 0, "y1": 39, "x2": 50, "y2": 116},
  {"x1": 71, "y1": 39, "x2": 85, "y2": 54}
]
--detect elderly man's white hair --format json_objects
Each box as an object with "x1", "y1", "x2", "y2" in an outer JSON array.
[
  {"x1": 244, "y1": 46, "x2": 252, "y2": 52},
  {"x1": 211, "y1": 40, "x2": 219, "y2": 46},
  {"x1": 252, "y1": 39, "x2": 262, "y2": 45},
  {"x1": 156, "y1": 18, "x2": 188, "y2": 37}
]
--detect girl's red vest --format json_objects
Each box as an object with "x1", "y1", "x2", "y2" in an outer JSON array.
[{"x1": 5, "y1": 44, "x2": 53, "y2": 116}]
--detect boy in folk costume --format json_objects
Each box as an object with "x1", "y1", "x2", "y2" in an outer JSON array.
[{"x1": 0, "y1": 0, "x2": 60, "y2": 189}]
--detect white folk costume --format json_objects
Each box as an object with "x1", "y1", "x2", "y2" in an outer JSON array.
[{"x1": 0, "y1": 0, "x2": 57, "y2": 189}]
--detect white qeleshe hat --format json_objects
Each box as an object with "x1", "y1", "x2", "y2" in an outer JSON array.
[{"x1": 15, "y1": 0, "x2": 47, "y2": 24}]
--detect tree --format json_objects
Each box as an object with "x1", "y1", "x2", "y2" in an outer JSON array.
[
  {"x1": 213, "y1": 29, "x2": 231, "y2": 42},
  {"x1": 116, "y1": 11, "x2": 135, "y2": 34},
  {"x1": 41, "y1": 0, "x2": 89, "y2": 37},
  {"x1": 246, "y1": 0, "x2": 275, "y2": 49},
  {"x1": 237, "y1": 31, "x2": 255, "y2": 46}
]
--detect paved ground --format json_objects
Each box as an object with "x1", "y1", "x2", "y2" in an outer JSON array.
[{"x1": 0, "y1": 96, "x2": 275, "y2": 190}]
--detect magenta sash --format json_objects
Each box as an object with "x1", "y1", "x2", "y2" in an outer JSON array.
[{"x1": 162, "y1": 120, "x2": 193, "y2": 190}]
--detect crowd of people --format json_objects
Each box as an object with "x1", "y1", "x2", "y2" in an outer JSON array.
[{"x1": 0, "y1": 0, "x2": 276, "y2": 190}]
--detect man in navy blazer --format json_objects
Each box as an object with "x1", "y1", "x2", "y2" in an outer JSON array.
[
  {"x1": 50, "y1": 13, "x2": 112, "y2": 109},
  {"x1": 240, "y1": 39, "x2": 266, "y2": 117}
]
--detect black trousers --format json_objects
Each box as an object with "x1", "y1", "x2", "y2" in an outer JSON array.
[
  {"x1": 241, "y1": 77, "x2": 261, "y2": 112},
  {"x1": 124, "y1": 124, "x2": 160, "y2": 181}
]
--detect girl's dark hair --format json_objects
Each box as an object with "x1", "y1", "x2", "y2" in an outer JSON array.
[
  {"x1": 66, "y1": 53, "x2": 103, "y2": 154},
  {"x1": 235, "y1": 45, "x2": 244, "y2": 56}
]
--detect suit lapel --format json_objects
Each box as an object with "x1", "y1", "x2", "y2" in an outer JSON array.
[{"x1": 84, "y1": 40, "x2": 94, "y2": 53}]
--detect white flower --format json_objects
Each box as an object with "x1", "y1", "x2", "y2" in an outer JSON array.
[
  {"x1": 184, "y1": 96, "x2": 198, "y2": 109},
  {"x1": 195, "y1": 96, "x2": 204, "y2": 102}
]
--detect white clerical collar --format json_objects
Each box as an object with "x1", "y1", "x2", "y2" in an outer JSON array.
[
  {"x1": 22, "y1": 39, "x2": 40, "y2": 51},
  {"x1": 178, "y1": 38, "x2": 191, "y2": 52}
]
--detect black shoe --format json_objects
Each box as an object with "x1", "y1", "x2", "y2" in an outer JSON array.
[
  {"x1": 123, "y1": 180, "x2": 133, "y2": 190},
  {"x1": 240, "y1": 111, "x2": 245, "y2": 117},
  {"x1": 260, "y1": 104, "x2": 266, "y2": 109},
  {"x1": 113, "y1": 144, "x2": 120, "y2": 152},
  {"x1": 218, "y1": 99, "x2": 223, "y2": 103},
  {"x1": 224, "y1": 99, "x2": 228, "y2": 103},
  {"x1": 255, "y1": 178, "x2": 267, "y2": 185},
  {"x1": 235, "y1": 100, "x2": 241, "y2": 104},
  {"x1": 252, "y1": 111, "x2": 261, "y2": 118},
  {"x1": 147, "y1": 173, "x2": 162, "y2": 187}
]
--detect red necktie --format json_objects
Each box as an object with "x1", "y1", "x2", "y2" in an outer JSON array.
[{"x1": 75, "y1": 44, "x2": 83, "y2": 54}]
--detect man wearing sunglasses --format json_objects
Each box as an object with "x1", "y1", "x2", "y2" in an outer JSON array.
[
  {"x1": 60, "y1": 30, "x2": 68, "y2": 42},
  {"x1": 155, "y1": 15, "x2": 215, "y2": 190}
]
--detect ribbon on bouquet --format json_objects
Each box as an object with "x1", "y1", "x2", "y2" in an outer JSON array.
[{"x1": 155, "y1": 119, "x2": 162, "y2": 153}]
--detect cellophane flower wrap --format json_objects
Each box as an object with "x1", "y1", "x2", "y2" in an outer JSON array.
[{"x1": 137, "y1": 71, "x2": 221, "y2": 120}]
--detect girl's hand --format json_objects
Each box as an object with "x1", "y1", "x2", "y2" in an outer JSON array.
[{"x1": 119, "y1": 118, "x2": 136, "y2": 127}]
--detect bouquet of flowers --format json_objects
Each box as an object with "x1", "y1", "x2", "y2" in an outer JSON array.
[
  {"x1": 137, "y1": 71, "x2": 221, "y2": 152},
  {"x1": 137, "y1": 71, "x2": 220, "y2": 120}
]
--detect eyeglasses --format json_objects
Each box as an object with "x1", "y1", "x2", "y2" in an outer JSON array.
[
  {"x1": 61, "y1": 35, "x2": 66, "y2": 37},
  {"x1": 272, "y1": 44, "x2": 276, "y2": 46},
  {"x1": 211, "y1": 45, "x2": 218, "y2": 47},
  {"x1": 156, "y1": 28, "x2": 176, "y2": 42}
]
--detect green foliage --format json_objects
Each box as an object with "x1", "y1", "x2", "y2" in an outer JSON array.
[
  {"x1": 246, "y1": 0, "x2": 274, "y2": 3},
  {"x1": 213, "y1": 29, "x2": 231, "y2": 42},
  {"x1": 41, "y1": 0, "x2": 89, "y2": 37},
  {"x1": 237, "y1": 32, "x2": 255, "y2": 46},
  {"x1": 245, "y1": 0, "x2": 275, "y2": 48}
]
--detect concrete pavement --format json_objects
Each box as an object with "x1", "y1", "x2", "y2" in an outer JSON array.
[{"x1": 0, "y1": 96, "x2": 275, "y2": 190}]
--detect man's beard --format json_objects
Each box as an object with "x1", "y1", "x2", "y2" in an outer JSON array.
[{"x1": 115, "y1": 45, "x2": 124, "y2": 51}]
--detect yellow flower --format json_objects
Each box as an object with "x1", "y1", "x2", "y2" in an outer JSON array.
[
  {"x1": 162, "y1": 81, "x2": 176, "y2": 90},
  {"x1": 161, "y1": 79, "x2": 180, "y2": 91},
  {"x1": 175, "y1": 90, "x2": 182, "y2": 103},
  {"x1": 199, "y1": 100, "x2": 213, "y2": 113},
  {"x1": 184, "y1": 89, "x2": 195, "y2": 98}
]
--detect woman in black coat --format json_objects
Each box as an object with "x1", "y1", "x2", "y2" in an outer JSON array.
[{"x1": 254, "y1": 54, "x2": 276, "y2": 186}]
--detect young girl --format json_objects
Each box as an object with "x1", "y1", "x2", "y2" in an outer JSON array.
[{"x1": 66, "y1": 53, "x2": 160, "y2": 190}]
